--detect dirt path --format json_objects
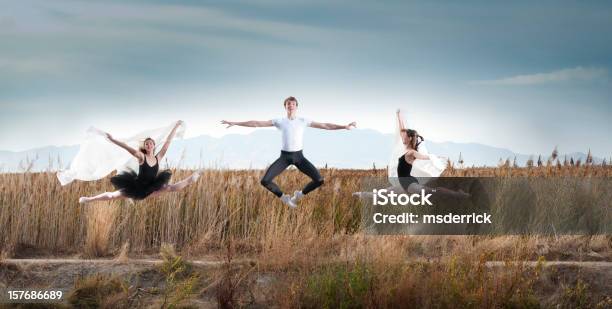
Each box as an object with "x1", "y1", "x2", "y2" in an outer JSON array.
[
  {"x1": 3, "y1": 258, "x2": 234, "y2": 267},
  {"x1": 4, "y1": 258, "x2": 612, "y2": 268},
  {"x1": 2, "y1": 258, "x2": 610, "y2": 308}
]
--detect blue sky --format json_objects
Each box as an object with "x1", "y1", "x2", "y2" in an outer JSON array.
[{"x1": 1, "y1": 0, "x2": 611, "y2": 157}]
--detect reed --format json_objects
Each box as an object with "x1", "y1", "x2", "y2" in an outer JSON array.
[{"x1": 0, "y1": 165, "x2": 609, "y2": 260}]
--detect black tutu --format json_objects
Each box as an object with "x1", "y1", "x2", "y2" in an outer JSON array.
[{"x1": 110, "y1": 169, "x2": 172, "y2": 200}]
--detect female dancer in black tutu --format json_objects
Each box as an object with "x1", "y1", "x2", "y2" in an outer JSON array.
[{"x1": 78, "y1": 120, "x2": 200, "y2": 203}]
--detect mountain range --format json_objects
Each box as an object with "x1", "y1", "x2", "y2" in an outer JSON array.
[{"x1": 0, "y1": 129, "x2": 605, "y2": 172}]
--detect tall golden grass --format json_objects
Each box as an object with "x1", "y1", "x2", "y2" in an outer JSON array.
[
  {"x1": 0, "y1": 164, "x2": 610, "y2": 261},
  {"x1": 1, "y1": 164, "x2": 610, "y2": 307}
]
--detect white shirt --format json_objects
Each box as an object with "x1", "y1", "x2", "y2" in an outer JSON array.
[{"x1": 271, "y1": 117, "x2": 312, "y2": 151}]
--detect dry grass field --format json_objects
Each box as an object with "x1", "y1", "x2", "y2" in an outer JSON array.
[{"x1": 0, "y1": 163, "x2": 611, "y2": 308}]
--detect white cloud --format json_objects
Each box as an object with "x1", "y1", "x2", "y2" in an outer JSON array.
[{"x1": 472, "y1": 67, "x2": 608, "y2": 85}]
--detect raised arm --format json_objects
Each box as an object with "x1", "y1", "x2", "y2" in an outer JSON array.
[
  {"x1": 309, "y1": 121, "x2": 357, "y2": 130},
  {"x1": 396, "y1": 109, "x2": 406, "y2": 132},
  {"x1": 105, "y1": 133, "x2": 144, "y2": 162},
  {"x1": 221, "y1": 120, "x2": 274, "y2": 128},
  {"x1": 156, "y1": 120, "x2": 183, "y2": 161}
]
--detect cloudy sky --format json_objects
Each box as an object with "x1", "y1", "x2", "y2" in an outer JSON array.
[{"x1": 1, "y1": 0, "x2": 611, "y2": 157}]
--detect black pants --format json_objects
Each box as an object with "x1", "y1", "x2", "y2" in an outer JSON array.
[{"x1": 260, "y1": 150, "x2": 324, "y2": 197}]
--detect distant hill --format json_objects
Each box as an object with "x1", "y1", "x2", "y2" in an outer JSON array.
[{"x1": 0, "y1": 129, "x2": 604, "y2": 172}]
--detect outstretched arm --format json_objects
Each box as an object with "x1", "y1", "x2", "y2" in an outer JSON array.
[
  {"x1": 156, "y1": 120, "x2": 183, "y2": 161},
  {"x1": 310, "y1": 121, "x2": 356, "y2": 130},
  {"x1": 396, "y1": 109, "x2": 406, "y2": 132},
  {"x1": 221, "y1": 120, "x2": 274, "y2": 128},
  {"x1": 406, "y1": 149, "x2": 430, "y2": 160},
  {"x1": 105, "y1": 133, "x2": 144, "y2": 162}
]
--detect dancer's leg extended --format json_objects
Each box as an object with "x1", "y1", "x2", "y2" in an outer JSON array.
[
  {"x1": 150, "y1": 172, "x2": 200, "y2": 197},
  {"x1": 295, "y1": 154, "x2": 324, "y2": 194},
  {"x1": 79, "y1": 191, "x2": 125, "y2": 204},
  {"x1": 352, "y1": 185, "x2": 403, "y2": 199},
  {"x1": 260, "y1": 155, "x2": 291, "y2": 197}
]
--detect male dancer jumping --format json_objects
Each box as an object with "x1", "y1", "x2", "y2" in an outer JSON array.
[{"x1": 221, "y1": 96, "x2": 356, "y2": 208}]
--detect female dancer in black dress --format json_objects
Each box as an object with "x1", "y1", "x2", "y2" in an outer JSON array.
[
  {"x1": 395, "y1": 109, "x2": 469, "y2": 197},
  {"x1": 78, "y1": 120, "x2": 200, "y2": 203},
  {"x1": 353, "y1": 110, "x2": 468, "y2": 198},
  {"x1": 396, "y1": 109, "x2": 429, "y2": 192}
]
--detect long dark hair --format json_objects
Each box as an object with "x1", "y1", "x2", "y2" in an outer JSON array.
[
  {"x1": 139, "y1": 137, "x2": 155, "y2": 155},
  {"x1": 402, "y1": 129, "x2": 424, "y2": 151}
]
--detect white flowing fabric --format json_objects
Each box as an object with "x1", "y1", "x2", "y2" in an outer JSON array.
[
  {"x1": 57, "y1": 122, "x2": 186, "y2": 186},
  {"x1": 387, "y1": 113, "x2": 447, "y2": 186}
]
